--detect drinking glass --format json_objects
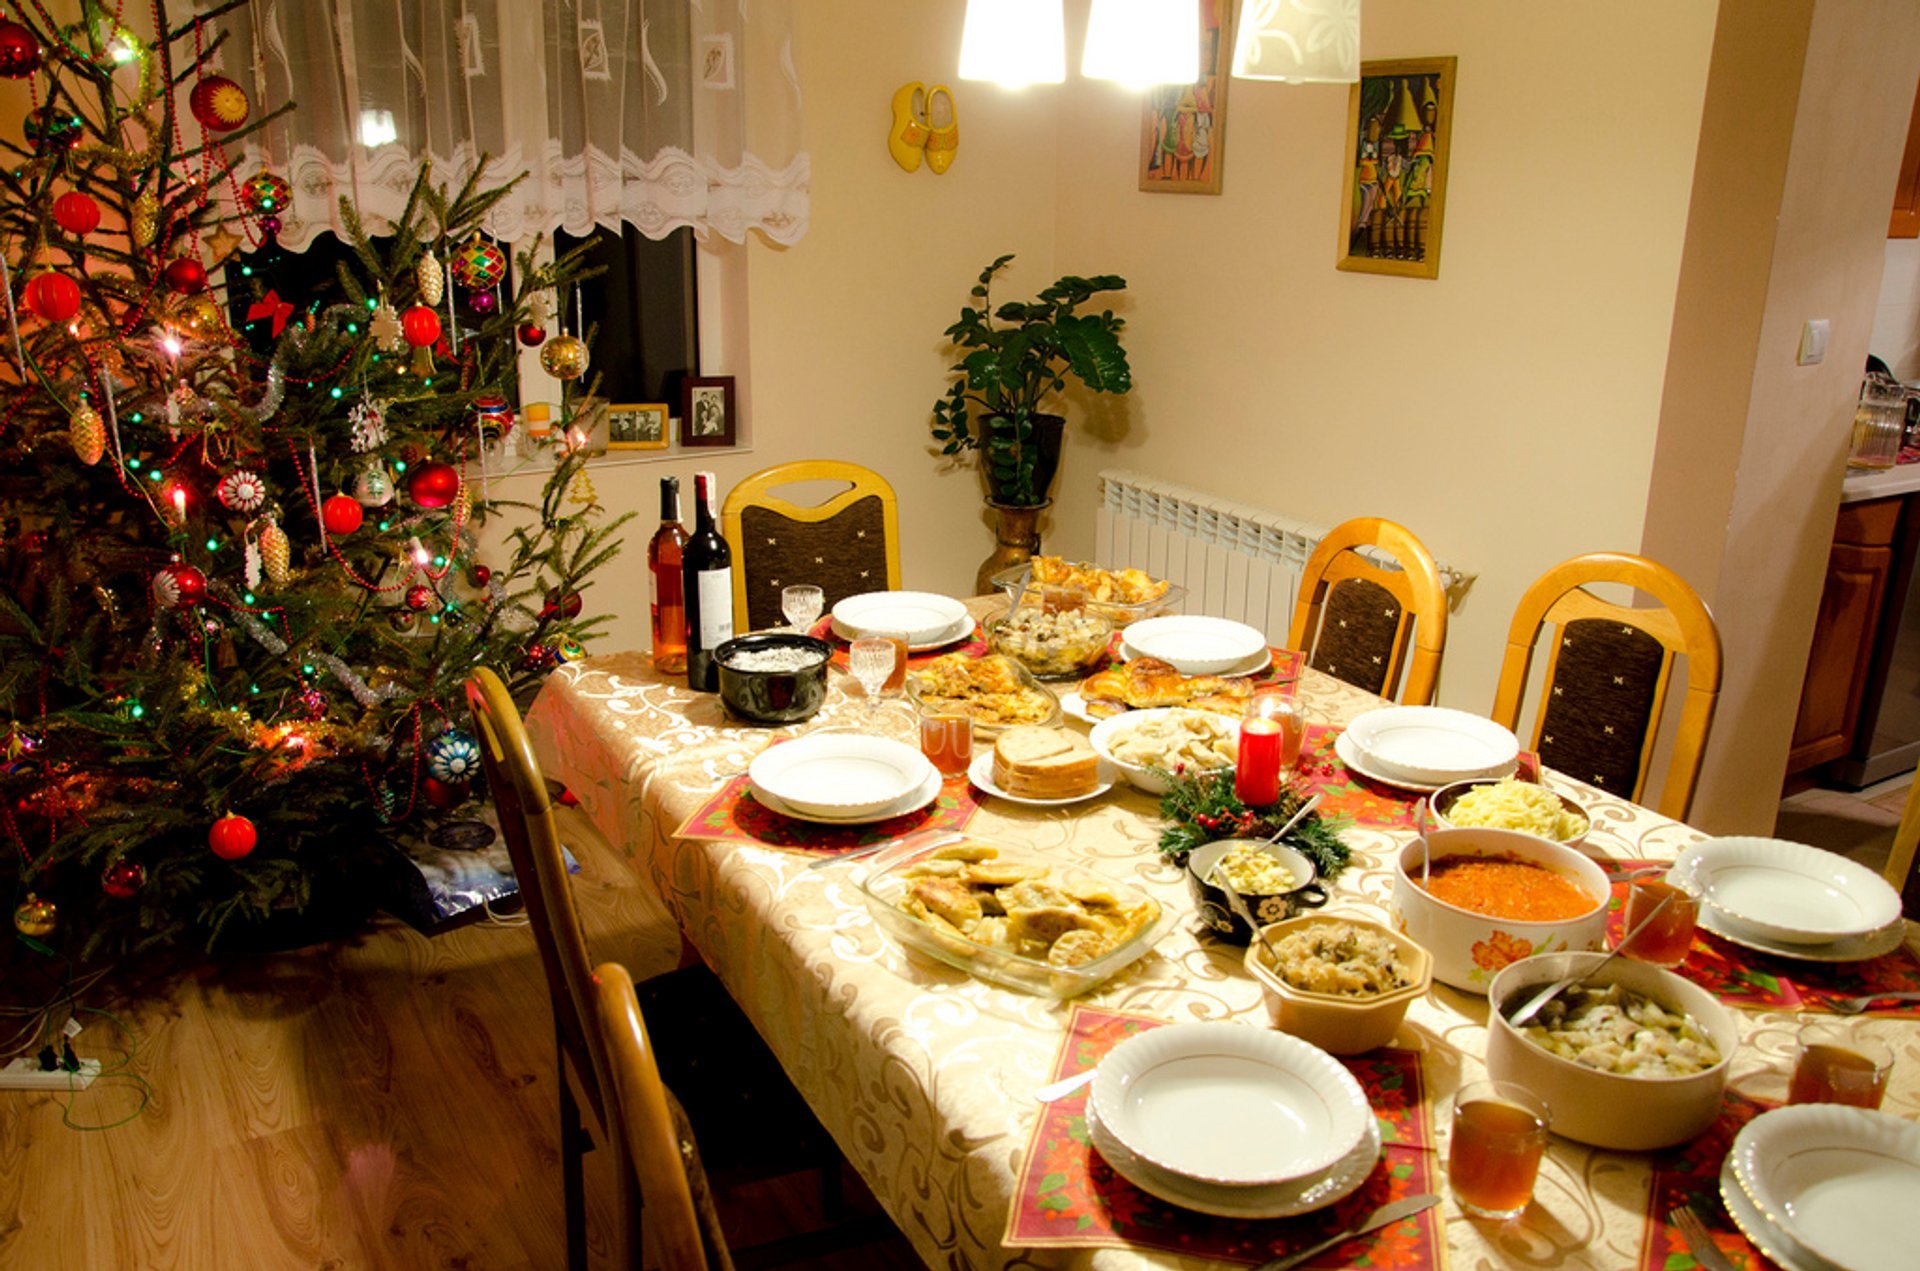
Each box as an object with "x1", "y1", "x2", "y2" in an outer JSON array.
[
  {"x1": 1788, "y1": 1021, "x2": 1893, "y2": 1109},
  {"x1": 918, "y1": 711, "x2": 973, "y2": 777},
  {"x1": 1235, "y1": 694, "x2": 1305, "y2": 807},
  {"x1": 848, "y1": 637, "x2": 895, "y2": 724},
  {"x1": 781, "y1": 584, "x2": 824, "y2": 634},
  {"x1": 1616, "y1": 876, "x2": 1700, "y2": 968},
  {"x1": 1448, "y1": 1081, "x2": 1551, "y2": 1221},
  {"x1": 875, "y1": 629, "x2": 911, "y2": 695}
]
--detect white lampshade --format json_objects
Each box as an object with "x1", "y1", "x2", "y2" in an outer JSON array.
[
  {"x1": 959, "y1": 0, "x2": 1066, "y2": 87},
  {"x1": 1232, "y1": 0, "x2": 1361, "y2": 84},
  {"x1": 1083, "y1": 0, "x2": 1200, "y2": 88}
]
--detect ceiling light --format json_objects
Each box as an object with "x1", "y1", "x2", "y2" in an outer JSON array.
[
  {"x1": 959, "y1": 0, "x2": 1066, "y2": 88},
  {"x1": 1083, "y1": 0, "x2": 1199, "y2": 89},
  {"x1": 1232, "y1": 0, "x2": 1361, "y2": 84}
]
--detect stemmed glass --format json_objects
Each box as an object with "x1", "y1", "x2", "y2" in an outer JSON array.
[
  {"x1": 782, "y1": 584, "x2": 824, "y2": 634},
  {"x1": 848, "y1": 637, "x2": 895, "y2": 726}
]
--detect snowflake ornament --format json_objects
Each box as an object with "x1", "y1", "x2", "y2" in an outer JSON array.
[{"x1": 348, "y1": 398, "x2": 389, "y2": 453}]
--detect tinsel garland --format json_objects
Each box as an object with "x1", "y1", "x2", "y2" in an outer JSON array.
[{"x1": 209, "y1": 581, "x2": 408, "y2": 706}]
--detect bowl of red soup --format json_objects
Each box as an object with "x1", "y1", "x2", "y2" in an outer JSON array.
[{"x1": 1391, "y1": 828, "x2": 1609, "y2": 995}]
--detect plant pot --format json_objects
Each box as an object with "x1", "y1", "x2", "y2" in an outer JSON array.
[
  {"x1": 981, "y1": 413, "x2": 1065, "y2": 507},
  {"x1": 976, "y1": 501, "x2": 1049, "y2": 596}
]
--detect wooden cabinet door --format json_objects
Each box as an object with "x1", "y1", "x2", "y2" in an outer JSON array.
[{"x1": 1790, "y1": 537, "x2": 1896, "y2": 769}]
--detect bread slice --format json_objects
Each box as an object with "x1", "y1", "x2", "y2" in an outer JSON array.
[{"x1": 993, "y1": 726, "x2": 1099, "y2": 799}]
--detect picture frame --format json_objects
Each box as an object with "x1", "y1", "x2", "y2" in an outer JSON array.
[
  {"x1": 604, "y1": 402, "x2": 670, "y2": 451},
  {"x1": 1338, "y1": 56, "x2": 1457, "y2": 280},
  {"x1": 679, "y1": 376, "x2": 736, "y2": 447},
  {"x1": 1138, "y1": 0, "x2": 1230, "y2": 195}
]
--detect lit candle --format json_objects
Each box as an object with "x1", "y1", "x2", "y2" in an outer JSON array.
[{"x1": 1236, "y1": 716, "x2": 1283, "y2": 807}]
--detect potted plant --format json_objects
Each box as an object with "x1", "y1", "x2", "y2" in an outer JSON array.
[{"x1": 929, "y1": 255, "x2": 1131, "y2": 589}]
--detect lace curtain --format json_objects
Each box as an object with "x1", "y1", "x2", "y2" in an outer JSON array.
[{"x1": 195, "y1": 0, "x2": 808, "y2": 250}]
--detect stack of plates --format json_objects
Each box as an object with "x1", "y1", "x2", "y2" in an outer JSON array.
[
  {"x1": 1119, "y1": 615, "x2": 1271, "y2": 677},
  {"x1": 1336, "y1": 706, "x2": 1520, "y2": 792},
  {"x1": 830, "y1": 591, "x2": 972, "y2": 650},
  {"x1": 1085, "y1": 1023, "x2": 1381, "y2": 1218},
  {"x1": 747, "y1": 735, "x2": 940, "y2": 824},
  {"x1": 1722, "y1": 1104, "x2": 1918, "y2": 1271},
  {"x1": 1669, "y1": 837, "x2": 1906, "y2": 962}
]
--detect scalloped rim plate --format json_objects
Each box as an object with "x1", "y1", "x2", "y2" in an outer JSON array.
[
  {"x1": 829, "y1": 591, "x2": 970, "y2": 644},
  {"x1": 1688, "y1": 896, "x2": 1906, "y2": 963},
  {"x1": 1729, "y1": 1104, "x2": 1920, "y2": 1271},
  {"x1": 748, "y1": 735, "x2": 936, "y2": 818},
  {"x1": 750, "y1": 764, "x2": 942, "y2": 825},
  {"x1": 1720, "y1": 1162, "x2": 1823, "y2": 1271},
  {"x1": 1335, "y1": 730, "x2": 1517, "y2": 793},
  {"x1": 1119, "y1": 640, "x2": 1272, "y2": 679},
  {"x1": 1672, "y1": 837, "x2": 1903, "y2": 945},
  {"x1": 1343, "y1": 706, "x2": 1521, "y2": 785}
]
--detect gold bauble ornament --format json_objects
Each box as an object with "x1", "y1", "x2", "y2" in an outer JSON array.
[
  {"x1": 132, "y1": 191, "x2": 159, "y2": 247},
  {"x1": 540, "y1": 334, "x2": 589, "y2": 381},
  {"x1": 259, "y1": 518, "x2": 290, "y2": 586},
  {"x1": 14, "y1": 893, "x2": 56, "y2": 939},
  {"x1": 416, "y1": 250, "x2": 444, "y2": 307},
  {"x1": 179, "y1": 293, "x2": 224, "y2": 336},
  {"x1": 70, "y1": 399, "x2": 106, "y2": 466}
]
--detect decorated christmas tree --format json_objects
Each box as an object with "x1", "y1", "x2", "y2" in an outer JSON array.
[{"x1": 0, "y1": 2, "x2": 622, "y2": 961}]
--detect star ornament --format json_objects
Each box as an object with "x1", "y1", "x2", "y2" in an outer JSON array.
[
  {"x1": 203, "y1": 226, "x2": 244, "y2": 265},
  {"x1": 247, "y1": 289, "x2": 294, "y2": 337}
]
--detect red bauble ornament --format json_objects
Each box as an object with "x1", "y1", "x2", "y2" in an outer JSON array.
[
  {"x1": 151, "y1": 563, "x2": 208, "y2": 609},
  {"x1": 101, "y1": 858, "x2": 146, "y2": 898},
  {"x1": 23, "y1": 272, "x2": 80, "y2": 324},
  {"x1": 189, "y1": 75, "x2": 250, "y2": 131},
  {"x1": 516, "y1": 322, "x2": 546, "y2": 348},
  {"x1": 0, "y1": 19, "x2": 41, "y2": 78},
  {"x1": 321, "y1": 494, "x2": 364, "y2": 536},
  {"x1": 400, "y1": 305, "x2": 441, "y2": 348},
  {"x1": 209, "y1": 813, "x2": 257, "y2": 861},
  {"x1": 541, "y1": 588, "x2": 584, "y2": 620},
  {"x1": 469, "y1": 564, "x2": 492, "y2": 588},
  {"x1": 52, "y1": 191, "x2": 101, "y2": 236},
  {"x1": 162, "y1": 257, "x2": 208, "y2": 295},
  {"x1": 406, "y1": 462, "x2": 460, "y2": 509},
  {"x1": 405, "y1": 584, "x2": 435, "y2": 611},
  {"x1": 422, "y1": 776, "x2": 466, "y2": 809}
]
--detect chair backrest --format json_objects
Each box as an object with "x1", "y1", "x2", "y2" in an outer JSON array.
[
  {"x1": 1286, "y1": 517, "x2": 1449, "y2": 705},
  {"x1": 720, "y1": 461, "x2": 901, "y2": 631},
  {"x1": 1490, "y1": 552, "x2": 1722, "y2": 822},
  {"x1": 465, "y1": 667, "x2": 618, "y2": 1135},
  {"x1": 594, "y1": 961, "x2": 723, "y2": 1271},
  {"x1": 1884, "y1": 765, "x2": 1920, "y2": 919}
]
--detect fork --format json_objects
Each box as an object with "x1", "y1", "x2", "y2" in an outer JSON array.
[
  {"x1": 1827, "y1": 989, "x2": 1920, "y2": 1014},
  {"x1": 1670, "y1": 1203, "x2": 1739, "y2": 1271}
]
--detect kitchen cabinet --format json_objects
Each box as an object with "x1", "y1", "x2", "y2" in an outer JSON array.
[
  {"x1": 1788, "y1": 498, "x2": 1902, "y2": 772},
  {"x1": 1894, "y1": 75, "x2": 1920, "y2": 237}
]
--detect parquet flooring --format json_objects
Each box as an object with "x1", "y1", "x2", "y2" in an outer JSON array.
[{"x1": 0, "y1": 808, "x2": 919, "y2": 1269}]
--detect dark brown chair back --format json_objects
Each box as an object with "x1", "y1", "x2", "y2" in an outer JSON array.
[
  {"x1": 1287, "y1": 516, "x2": 1449, "y2": 704},
  {"x1": 720, "y1": 461, "x2": 901, "y2": 631}
]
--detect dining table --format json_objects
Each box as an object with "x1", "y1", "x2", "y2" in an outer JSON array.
[{"x1": 524, "y1": 597, "x2": 1920, "y2": 1270}]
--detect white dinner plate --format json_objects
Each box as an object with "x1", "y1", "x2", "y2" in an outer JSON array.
[
  {"x1": 1730, "y1": 1104, "x2": 1920, "y2": 1271},
  {"x1": 965, "y1": 750, "x2": 1114, "y2": 807},
  {"x1": 1088, "y1": 1022, "x2": 1371, "y2": 1187},
  {"x1": 1720, "y1": 1162, "x2": 1826, "y2": 1271},
  {"x1": 1086, "y1": 1096, "x2": 1382, "y2": 1221},
  {"x1": 1119, "y1": 639, "x2": 1272, "y2": 680},
  {"x1": 1342, "y1": 706, "x2": 1520, "y2": 785},
  {"x1": 1334, "y1": 730, "x2": 1517, "y2": 793},
  {"x1": 830, "y1": 611, "x2": 974, "y2": 652},
  {"x1": 750, "y1": 765, "x2": 942, "y2": 825},
  {"x1": 1060, "y1": 690, "x2": 1100, "y2": 725},
  {"x1": 1670, "y1": 837, "x2": 1903, "y2": 946},
  {"x1": 830, "y1": 591, "x2": 970, "y2": 645},
  {"x1": 748, "y1": 735, "x2": 936, "y2": 818},
  {"x1": 1120, "y1": 615, "x2": 1268, "y2": 676},
  {"x1": 1688, "y1": 894, "x2": 1907, "y2": 963}
]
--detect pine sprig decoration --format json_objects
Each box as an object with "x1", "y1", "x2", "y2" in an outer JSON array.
[{"x1": 1157, "y1": 770, "x2": 1351, "y2": 881}]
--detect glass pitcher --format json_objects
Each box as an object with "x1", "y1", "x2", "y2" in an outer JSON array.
[{"x1": 1850, "y1": 376, "x2": 1906, "y2": 470}]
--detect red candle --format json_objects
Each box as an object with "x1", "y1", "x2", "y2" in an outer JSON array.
[{"x1": 1236, "y1": 717, "x2": 1283, "y2": 806}]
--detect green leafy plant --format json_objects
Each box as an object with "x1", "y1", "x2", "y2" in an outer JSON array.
[
  {"x1": 929, "y1": 254, "x2": 1131, "y2": 508},
  {"x1": 1157, "y1": 770, "x2": 1352, "y2": 882}
]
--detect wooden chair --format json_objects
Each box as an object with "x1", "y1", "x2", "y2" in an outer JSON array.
[
  {"x1": 721, "y1": 461, "x2": 901, "y2": 632},
  {"x1": 1286, "y1": 517, "x2": 1449, "y2": 705},
  {"x1": 1490, "y1": 552, "x2": 1722, "y2": 822},
  {"x1": 1883, "y1": 765, "x2": 1920, "y2": 919}
]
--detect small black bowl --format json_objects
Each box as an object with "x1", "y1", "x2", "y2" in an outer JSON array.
[
  {"x1": 1185, "y1": 839, "x2": 1328, "y2": 945},
  {"x1": 715, "y1": 633, "x2": 833, "y2": 724}
]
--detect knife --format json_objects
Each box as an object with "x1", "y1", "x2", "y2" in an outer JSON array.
[{"x1": 1252, "y1": 1193, "x2": 1441, "y2": 1271}]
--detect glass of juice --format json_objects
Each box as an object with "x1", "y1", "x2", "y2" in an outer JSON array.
[
  {"x1": 1448, "y1": 1081, "x2": 1551, "y2": 1221},
  {"x1": 1616, "y1": 877, "x2": 1700, "y2": 968},
  {"x1": 918, "y1": 712, "x2": 973, "y2": 778},
  {"x1": 1788, "y1": 1022, "x2": 1893, "y2": 1110},
  {"x1": 1235, "y1": 694, "x2": 1305, "y2": 807},
  {"x1": 876, "y1": 630, "x2": 911, "y2": 695}
]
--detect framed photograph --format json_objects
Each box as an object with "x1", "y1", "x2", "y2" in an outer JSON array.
[
  {"x1": 1338, "y1": 57, "x2": 1457, "y2": 279},
  {"x1": 605, "y1": 402, "x2": 670, "y2": 451},
  {"x1": 679, "y1": 376, "x2": 736, "y2": 447},
  {"x1": 1139, "y1": 0, "x2": 1230, "y2": 194}
]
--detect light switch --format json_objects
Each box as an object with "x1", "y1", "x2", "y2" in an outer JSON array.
[{"x1": 1798, "y1": 319, "x2": 1830, "y2": 366}]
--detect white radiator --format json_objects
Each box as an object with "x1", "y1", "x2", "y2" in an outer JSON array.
[{"x1": 1093, "y1": 469, "x2": 1473, "y2": 642}]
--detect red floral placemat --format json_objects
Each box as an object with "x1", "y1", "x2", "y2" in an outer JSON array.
[
  {"x1": 673, "y1": 771, "x2": 980, "y2": 852},
  {"x1": 806, "y1": 616, "x2": 988, "y2": 669},
  {"x1": 1640, "y1": 1090, "x2": 1777, "y2": 1271},
  {"x1": 1005, "y1": 1005, "x2": 1443, "y2": 1267},
  {"x1": 1292, "y1": 725, "x2": 1541, "y2": 829},
  {"x1": 1603, "y1": 862, "x2": 1920, "y2": 1015}
]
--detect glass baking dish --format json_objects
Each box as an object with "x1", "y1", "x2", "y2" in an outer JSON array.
[
  {"x1": 904, "y1": 651, "x2": 1063, "y2": 735},
  {"x1": 856, "y1": 832, "x2": 1173, "y2": 998},
  {"x1": 990, "y1": 562, "x2": 1187, "y2": 625}
]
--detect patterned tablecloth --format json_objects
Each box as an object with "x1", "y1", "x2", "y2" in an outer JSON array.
[{"x1": 525, "y1": 602, "x2": 1920, "y2": 1271}]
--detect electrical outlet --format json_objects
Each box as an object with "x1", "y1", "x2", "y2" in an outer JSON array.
[{"x1": 0, "y1": 1056, "x2": 101, "y2": 1091}]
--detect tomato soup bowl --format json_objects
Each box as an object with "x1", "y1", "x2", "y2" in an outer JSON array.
[
  {"x1": 1486, "y1": 952, "x2": 1737, "y2": 1150},
  {"x1": 1391, "y1": 828, "x2": 1609, "y2": 995}
]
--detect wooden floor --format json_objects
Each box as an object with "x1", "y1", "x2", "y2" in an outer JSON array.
[{"x1": 0, "y1": 807, "x2": 921, "y2": 1269}]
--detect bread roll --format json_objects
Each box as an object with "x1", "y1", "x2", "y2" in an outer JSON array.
[{"x1": 993, "y1": 726, "x2": 1099, "y2": 799}]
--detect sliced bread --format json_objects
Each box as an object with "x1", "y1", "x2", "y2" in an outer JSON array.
[{"x1": 993, "y1": 726, "x2": 1099, "y2": 799}]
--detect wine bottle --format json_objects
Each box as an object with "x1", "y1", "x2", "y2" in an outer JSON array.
[
  {"x1": 681, "y1": 471, "x2": 734, "y2": 691},
  {"x1": 647, "y1": 476, "x2": 689, "y2": 674}
]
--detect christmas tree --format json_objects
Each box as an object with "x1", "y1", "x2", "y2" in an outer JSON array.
[{"x1": 0, "y1": 2, "x2": 623, "y2": 961}]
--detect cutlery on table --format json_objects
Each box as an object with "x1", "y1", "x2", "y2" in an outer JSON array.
[
  {"x1": 1032, "y1": 1068, "x2": 1098, "y2": 1103},
  {"x1": 1828, "y1": 989, "x2": 1920, "y2": 1014},
  {"x1": 1219, "y1": 877, "x2": 1287, "y2": 971},
  {"x1": 1504, "y1": 893, "x2": 1673, "y2": 1028},
  {"x1": 1252, "y1": 1193, "x2": 1441, "y2": 1271},
  {"x1": 807, "y1": 830, "x2": 963, "y2": 871},
  {"x1": 1670, "y1": 1203, "x2": 1740, "y2": 1271},
  {"x1": 1601, "y1": 863, "x2": 1666, "y2": 883}
]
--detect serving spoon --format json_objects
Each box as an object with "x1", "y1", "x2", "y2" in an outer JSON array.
[{"x1": 1504, "y1": 893, "x2": 1673, "y2": 1028}]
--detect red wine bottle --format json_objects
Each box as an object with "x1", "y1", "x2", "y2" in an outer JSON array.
[
  {"x1": 648, "y1": 476, "x2": 688, "y2": 674},
  {"x1": 681, "y1": 471, "x2": 734, "y2": 691}
]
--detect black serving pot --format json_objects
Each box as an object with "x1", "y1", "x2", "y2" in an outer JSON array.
[{"x1": 715, "y1": 633, "x2": 833, "y2": 724}]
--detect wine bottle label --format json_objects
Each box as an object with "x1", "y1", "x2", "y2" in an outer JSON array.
[{"x1": 696, "y1": 568, "x2": 733, "y2": 648}]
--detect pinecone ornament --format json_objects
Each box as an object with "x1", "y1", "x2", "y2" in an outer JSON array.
[
  {"x1": 69, "y1": 399, "x2": 105, "y2": 465},
  {"x1": 132, "y1": 191, "x2": 158, "y2": 247},
  {"x1": 416, "y1": 250, "x2": 444, "y2": 307},
  {"x1": 259, "y1": 518, "x2": 290, "y2": 586}
]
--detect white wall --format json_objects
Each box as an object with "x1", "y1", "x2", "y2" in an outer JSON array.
[{"x1": 1871, "y1": 237, "x2": 1920, "y2": 378}]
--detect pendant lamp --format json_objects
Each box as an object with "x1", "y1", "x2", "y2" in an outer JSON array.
[
  {"x1": 1232, "y1": 0, "x2": 1361, "y2": 84},
  {"x1": 1083, "y1": 0, "x2": 1200, "y2": 88},
  {"x1": 959, "y1": 0, "x2": 1066, "y2": 87}
]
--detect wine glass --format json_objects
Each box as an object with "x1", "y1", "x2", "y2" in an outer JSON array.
[
  {"x1": 848, "y1": 637, "x2": 894, "y2": 724},
  {"x1": 782, "y1": 584, "x2": 824, "y2": 634}
]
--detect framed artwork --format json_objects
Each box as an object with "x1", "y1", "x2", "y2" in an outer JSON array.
[
  {"x1": 1139, "y1": 0, "x2": 1230, "y2": 194},
  {"x1": 679, "y1": 376, "x2": 736, "y2": 447},
  {"x1": 1338, "y1": 57, "x2": 1457, "y2": 279},
  {"x1": 605, "y1": 402, "x2": 670, "y2": 451}
]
